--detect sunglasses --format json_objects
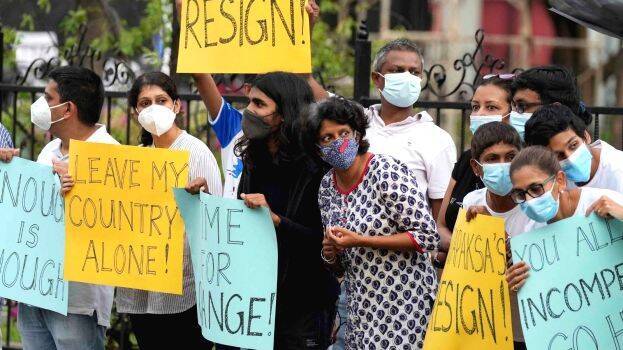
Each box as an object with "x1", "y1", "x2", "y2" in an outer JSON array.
[{"x1": 483, "y1": 73, "x2": 516, "y2": 80}]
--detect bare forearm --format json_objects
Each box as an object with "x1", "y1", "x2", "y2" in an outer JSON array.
[
  {"x1": 301, "y1": 74, "x2": 329, "y2": 102},
  {"x1": 358, "y1": 232, "x2": 420, "y2": 252},
  {"x1": 192, "y1": 73, "x2": 222, "y2": 118},
  {"x1": 430, "y1": 198, "x2": 443, "y2": 221},
  {"x1": 437, "y1": 226, "x2": 452, "y2": 252}
]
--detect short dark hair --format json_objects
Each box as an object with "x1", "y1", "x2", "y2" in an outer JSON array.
[
  {"x1": 373, "y1": 38, "x2": 424, "y2": 72},
  {"x1": 48, "y1": 66, "x2": 104, "y2": 125},
  {"x1": 510, "y1": 145, "x2": 561, "y2": 178},
  {"x1": 524, "y1": 104, "x2": 587, "y2": 147},
  {"x1": 471, "y1": 122, "x2": 522, "y2": 161},
  {"x1": 128, "y1": 72, "x2": 180, "y2": 145},
  {"x1": 511, "y1": 65, "x2": 592, "y2": 125},
  {"x1": 303, "y1": 97, "x2": 370, "y2": 159}
]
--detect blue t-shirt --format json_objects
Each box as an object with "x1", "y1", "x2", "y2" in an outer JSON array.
[{"x1": 210, "y1": 98, "x2": 243, "y2": 198}]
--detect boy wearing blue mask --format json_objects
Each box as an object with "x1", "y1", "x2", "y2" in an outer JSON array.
[
  {"x1": 461, "y1": 122, "x2": 541, "y2": 350},
  {"x1": 524, "y1": 104, "x2": 623, "y2": 193},
  {"x1": 366, "y1": 39, "x2": 456, "y2": 221}
]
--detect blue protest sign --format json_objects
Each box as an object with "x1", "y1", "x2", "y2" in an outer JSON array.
[
  {"x1": 0, "y1": 157, "x2": 67, "y2": 314},
  {"x1": 511, "y1": 214, "x2": 623, "y2": 350},
  {"x1": 175, "y1": 190, "x2": 278, "y2": 350}
]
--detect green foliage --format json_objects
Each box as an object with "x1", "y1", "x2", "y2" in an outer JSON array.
[
  {"x1": 58, "y1": 7, "x2": 88, "y2": 51},
  {"x1": 19, "y1": 14, "x2": 35, "y2": 31},
  {"x1": 311, "y1": 2, "x2": 357, "y2": 94},
  {"x1": 37, "y1": 0, "x2": 52, "y2": 13},
  {"x1": 2, "y1": 26, "x2": 18, "y2": 69},
  {"x1": 54, "y1": 0, "x2": 166, "y2": 67}
]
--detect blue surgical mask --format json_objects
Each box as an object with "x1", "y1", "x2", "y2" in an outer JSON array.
[
  {"x1": 319, "y1": 137, "x2": 359, "y2": 170},
  {"x1": 519, "y1": 186, "x2": 559, "y2": 223},
  {"x1": 509, "y1": 111, "x2": 532, "y2": 140},
  {"x1": 560, "y1": 143, "x2": 593, "y2": 183},
  {"x1": 470, "y1": 115, "x2": 504, "y2": 134},
  {"x1": 378, "y1": 72, "x2": 422, "y2": 108},
  {"x1": 477, "y1": 161, "x2": 513, "y2": 196}
]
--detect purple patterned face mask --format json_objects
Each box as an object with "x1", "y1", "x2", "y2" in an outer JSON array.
[{"x1": 319, "y1": 137, "x2": 359, "y2": 169}]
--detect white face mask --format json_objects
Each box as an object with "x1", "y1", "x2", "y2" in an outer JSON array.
[
  {"x1": 30, "y1": 96, "x2": 69, "y2": 131},
  {"x1": 378, "y1": 72, "x2": 422, "y2": 108},
  {"x1": 137, "y1": 104, "x2": 177, "y2": 137},
  {"x1": 469, "y1": 114, "x2": 504, "y2": 134}
]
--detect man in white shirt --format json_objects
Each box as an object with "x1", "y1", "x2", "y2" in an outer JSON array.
[
  {"x1": 525, "y1": 104, "x2": 623, "y2": 193},
  {"x1": 4, "y1": 66, "x2": 117, "y2": 350},
  {"x1": 364, "y1": 39, "x2": 456, "y2": 219}
]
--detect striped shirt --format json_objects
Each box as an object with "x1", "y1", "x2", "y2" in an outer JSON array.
[
  {"x1": 0, "y1": 123, "x2": 13, "y2": 148},
  {"x1": 116, "y1": 131, "x2": 223, "y2": 314}
]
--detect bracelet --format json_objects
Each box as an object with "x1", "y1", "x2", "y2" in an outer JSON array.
[{"x1": 320, "y1": 249, "x2": 336, "y2": 264}]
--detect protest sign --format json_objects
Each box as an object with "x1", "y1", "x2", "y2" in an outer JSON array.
[
  {"x1": 64, "y1": 140, "x2": 189, "y2": 294},
  {"x1": 424, "y1": 209, "x2": 513, "y2": 350},
  {"x1": 175, "y1": 190, "x2": 278, "y2": 350},
  {"x1": 177, "y1": 0, "x2": 312, "y2": 73},
  {"x1": 511, "y1": 214, "x2": 623, "y2": 350},
  {"x1": 0, "y1": 157, "x2": 67, "y2": 314}
]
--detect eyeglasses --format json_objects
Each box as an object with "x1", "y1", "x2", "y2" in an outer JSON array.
[
  {"x1": 510, "y1": 174, "x2": 556, "y2": 204},
  {"x1": 512, "y1": 101, "x2": 543, "y2": 114},
  {"x1": 483, "y1": 73, "x2": 516, "y2": 80}
]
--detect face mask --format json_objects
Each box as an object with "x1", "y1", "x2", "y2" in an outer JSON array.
[
  {"x1": 519, "y1": 185, "x2": 559, "y2": 223},
  {"x1": 137, "y1": 104, "x2": 177, "y2": 137},
  {"x1": 477, "y1": 162, "x2": 513, "y2": 196},
  {"x1": 30, "y1": 96, "x2": 69, "y2": 131},
  {"x1": 242, "y1": 109, "x2": 273, "y2": 140},
  {"x1": 319, "y1": 137, "x2": 359, "y2": 170},
  {"x1": 560, "y1": 143, "x2": 593, "y2": 183},
  {"x1": 470, "y1": 115, "x2": 504, "y2": 134},
  {"x1": 509, "y1": 111, "x2": 532, "y2": 140},
  {"x1": 378, "y1": 72, "x2": 422, "y2": 108}
]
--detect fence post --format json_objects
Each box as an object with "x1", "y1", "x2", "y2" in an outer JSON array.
[{"x1": 353, "y1": 20, "x2": 371, "y2": 102}]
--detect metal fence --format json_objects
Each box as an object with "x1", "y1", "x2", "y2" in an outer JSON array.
[{"x1": 1, "y1": 23, "x2": 622, "y2": 350}]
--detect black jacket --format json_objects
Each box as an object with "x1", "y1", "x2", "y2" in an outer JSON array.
[{"x1": 238, "y1": 154, "x2": 339, "y2": 321}]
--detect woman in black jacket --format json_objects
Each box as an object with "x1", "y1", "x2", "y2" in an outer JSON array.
[{"x1": 236, "y1": 72, "x2": 339, "y2": 349}]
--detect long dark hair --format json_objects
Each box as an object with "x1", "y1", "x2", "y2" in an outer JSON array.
[
  {"x1": 234, "y1": 72, "x2": 315, "y2": 167},
  {"x1": 128, "y1": 72, "x2": 180, "y2": 146}
]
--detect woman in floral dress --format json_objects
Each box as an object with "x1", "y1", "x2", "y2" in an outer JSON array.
[{"x1": 303, "y1": 97, "x2": 440, "y2": 349}]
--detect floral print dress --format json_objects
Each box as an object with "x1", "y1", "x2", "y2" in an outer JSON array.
[{"x1": 319, "y1": 154, "x2": 440, "y2": 349}]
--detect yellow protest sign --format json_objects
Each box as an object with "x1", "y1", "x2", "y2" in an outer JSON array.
[
  {"x1": 424, "y1": 209, "x2": 513, "y2": 350},
  {"x1": 64, "y1": 140, "x2": 189, "y2": 295},
  {"x1": 177, "y1": 0, "x2": 311, "y2": 73}
]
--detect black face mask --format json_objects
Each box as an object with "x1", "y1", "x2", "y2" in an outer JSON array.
[{"x1": 242, "y1": 108, "x2": 274, "y2": 140}]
